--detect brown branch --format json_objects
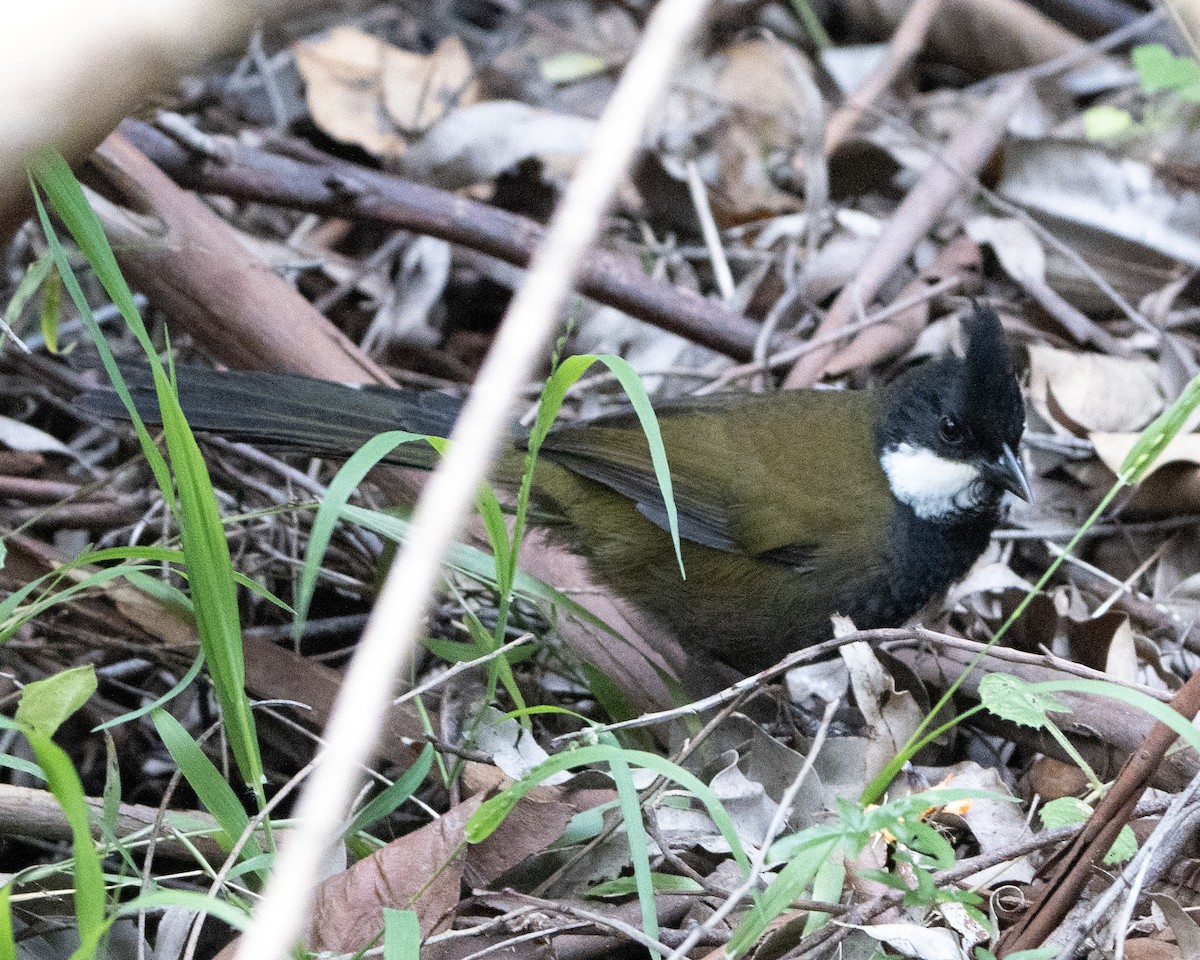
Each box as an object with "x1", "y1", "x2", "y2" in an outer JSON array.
[
  {"x1": 118, "y1": 118, "x2": 762, "y2": 362},
  {"x1": 823, "y1": 0, "x2": 947, "y2": 157},
  {"x1": 0, "y1": 782, "x2": 224, "y2": 864},
  {"x1": 784, "y1": 78, "x2": 1029, "y2": 388},
  {"x1": 997, "y1": 666, "x2": 1200, "y2": 955}
]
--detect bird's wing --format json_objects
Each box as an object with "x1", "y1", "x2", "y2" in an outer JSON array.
[{"x1": 539, "y1": 391, "x2": 885, "y2": 567}]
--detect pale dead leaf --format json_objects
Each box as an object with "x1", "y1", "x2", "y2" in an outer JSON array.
[
  {"x1": 840, "y1": 642, "x2": 923, "y2": 782},
  {"x1": 1000, "y1": 139, "x2": 1200, "y2": 267},
  {"x1": 648, "y1": 38, "x2": 814, "y2": 221},
  {"x1": 382, "y1": 35, "x2": 476, "y2": 133},
  {"x1": 294, "y1": 28, "x2": 477, "y2": 161},
  {"x1": 1091, "y1": 432, "x2": 1200, "y2": 516},
  {"x1": 938, "y1": 902, "x2": 989, "y2": 948},
  {"x1": 849, "y1": 922, "x2": 966, "y2": 960},
  {"x1": 1028, "y1": 344, "x2": 1163, "y2": 436},
  {"x1": 922, "y1": 761, "x2": 1034, "y2": 887},
  {"x1": 0, "y1": 415, "x2": 72, "y2": 456},
  {"x1": 402, "y1": 101, "x2": 596, "y2": 190},
  {"x1": 1091, "y1": 432, "x2": 1200, "y2": 478}
]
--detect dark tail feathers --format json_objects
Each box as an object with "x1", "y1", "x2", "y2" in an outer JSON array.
[{"x1": 76, "y1": 366, "x2": 465, "y2": 469}]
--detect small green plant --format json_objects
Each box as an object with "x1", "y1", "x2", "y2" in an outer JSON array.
[{"x1": 1085, "y1": 43, "x2": 1200, "y2": 141}]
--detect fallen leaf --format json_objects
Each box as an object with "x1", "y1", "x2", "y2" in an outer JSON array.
[
  {"x1": 402, "y1": 101, "x2": 596, "y2": 190},
  {"x1": 0, "y1": 414, "x2": 73, "y2": 456},
  {"x1": 850, "y1": 922, "x2": 967, "y2": 960},
  {"x1": 1029, "y1": 344, "x2": 1163, "y2": 436},
  {"x1": 294, "y1": 28, "x2": 477, "y2": 161},
  {"x1": 1000, "y1": 139, "x2": 1200, "y2": 268},
  {"x1": 840, "y1": 642, "x2": 923, "y2": 784},
  {"x1": 306, "y1": 795, "x2": 481, "y2": 951}
]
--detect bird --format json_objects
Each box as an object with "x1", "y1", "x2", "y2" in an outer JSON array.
[{"x1": 77, "y1": 305, "x2": 1029, "y2": 674}]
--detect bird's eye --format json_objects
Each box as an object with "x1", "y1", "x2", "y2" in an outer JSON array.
[{"x1": 939, "y1": 415, "x2": 965, "y2": 445}]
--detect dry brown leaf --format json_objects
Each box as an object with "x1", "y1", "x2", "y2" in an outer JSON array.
[
  {"x1": 1091, "y1": 432, "x2": 1200, "y2": 517},
  {"x1": 1125, "y1": 939, "x2": 1184, "y2": 960},
  {"x1": 306, "y1": 795, "x2": 481, "y2": 951},
  {"x1": 1025, "y1": 756, "x2": 1090, "y2": 802},
  {"x1": 294, "y1": 28, "x2": 477, "y2": 161},
  {"x1": 465, "y1": 790, "x2": 579, "y2": 887},
  {"x1": 841, "y1": 0, "x2": 1082, "y2": 76},
  {"x1": 1028, "y1": 344, "x2": 1163, "y2": 436}
]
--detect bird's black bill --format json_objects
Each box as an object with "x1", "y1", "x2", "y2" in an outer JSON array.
[{"x1": 990, "y1": 443, "x2": 1032, "y2": 502}]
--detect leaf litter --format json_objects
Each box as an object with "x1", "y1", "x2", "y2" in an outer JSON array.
[{"x1": 2, "y1": 1, "x2": 1200, "y2": 959}]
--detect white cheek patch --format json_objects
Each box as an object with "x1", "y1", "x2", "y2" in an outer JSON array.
[{"x1": 881, "y1": 443, "x2": 983, "y2": 520}]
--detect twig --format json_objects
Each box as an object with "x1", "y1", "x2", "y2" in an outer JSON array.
[
  {"x1": 233, "y1": 2, "x2": 716, "y2": 956},
  {"x1": 556, "y1": 628, "x2": 925, "y2": 741},
  {"x1": 784, "y1": 78, "x2": 1029, "y2": 388},
  {"x1": 685, "y1": 159, "x2": 735, "y2": 303},
  {"x1": 120, "y1": 117, "x2": 763, "y2": 361},
  {"x1": 664, "y1": 698, "x2": 841, "y2": 960},
  {"x1": 996, "y1": 667, "x2": 1200, "y2": 955},
  {"x1": 823, "y1": 0, "x2": 946, "y2": 156}
]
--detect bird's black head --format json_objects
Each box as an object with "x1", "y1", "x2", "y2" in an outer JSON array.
[{"x1": 875, "y1": 306, "x2": 1029, "y2": 521}]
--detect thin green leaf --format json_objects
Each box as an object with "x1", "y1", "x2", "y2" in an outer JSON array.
[
  {"x1": 151, "y1": 710, "x2": 266, "y2": 873},
  {"x1": 15, "y1": 665, "x2": 97, "y2": 736},
  {"x1": 466, "y1": 744, "x2": 750, "y2": 875},
  {"x1": 609, "y1": 750, "x2": 659, "y2": 951},
  {"x1": 25, "y1": 730, "x2": 106, "y2": 947},
  {"x1": 346, "y1": 745, "x2": 434, "y2": 838},
  {"x1": 93, "y1": 651, "x2": 205, "y2": 732},
  {"x1": 585, "y1": 873, "x2": 704, "y2": 897},
  {"x1": 0, "y1": 883, "x2": 14, "y2": 960},
  {"x1": 296, "y1": 430, "x2": 431, "y2": 638}
]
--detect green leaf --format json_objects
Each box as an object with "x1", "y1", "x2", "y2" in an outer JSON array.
[
  {"x1": 540, "y1": 52, "x2": 607, "y2": 84},
  {"x1": 1132, "y1": 44, "x2": 1200, "y2": 94},
  {"x1": 1083, "y1": 105, "x2": 1134, "y2": 141},
  {"x1": 465, "y1": 744, "x2": 750, "y2": 875},
  {"x1": 3, "y1": 248, "x2": 53, "y2": 333},
  {"x1": 15, "y1": 665, "x2": 97, "y2": 736},
  {"x1": 295, "y1": 429, "x2": 431, "y2": 638},
  {"x1": 1038, "y1": 796, "x2": 1091, "y2": 829},
  {"x1": 383, "y1": 908, "x2": 421, "y2": 960},
  {"x1": 979, "y1": 673, "x2": 1070, "y2": 729},
  {"x1": 1104, "y1": 825, "x2": 1137, "y2": 865},
  {"x1": 151, "y1": 709, "x2": 266, "y2": 873},
  {"x1": 585, "y1": 873, "x2": 704, "y2": 897},
  {"x1": 0, "y1": 882, "x2": 15, "y2": 960},
  {"x1": 25, "y1": 730, "x2": 106, "y2": 946},
  {"x1": 40, "y1": 264, "x2": 61, "y2": 354},
  {"x1": 609, "y1": 748, "x2": 659, "y2": 949},
  {"x1": 93, "y1": 651, "x2": 205, "y2": 732},
  {"x1": 345, "y1": 745, "x2": 434, "y2": 838},
  {"x1": 1038, "y1": 796, "x2": 1136, "y2": 865}
]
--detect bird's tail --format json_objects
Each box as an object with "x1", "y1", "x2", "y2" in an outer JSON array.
[{"x1": 75, "y1": 366, "x2": 466, "y2": 471}]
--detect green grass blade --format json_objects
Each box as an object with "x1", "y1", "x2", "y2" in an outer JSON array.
[
  {"x1": 93, "y1": 651, "x2": 205, "y2": 732},
  {"x1": 151, "y1": 709, "x2": 266, "y2": 874},
  {"x1": 345, "y1": 745, "x2": 434, "y2": 838},
  {"x1": 24, "y1": 731, "x2": 107, "y2": 949},
  {"x1": 295, "y1": 430, "x2": 431, "y2": 639},
  {"x1": 0, "y1": 882, "x2": 13, "y2": 960},
  {"x1": 608, "y1": 749, "x2": 660, "y2": 952}
]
